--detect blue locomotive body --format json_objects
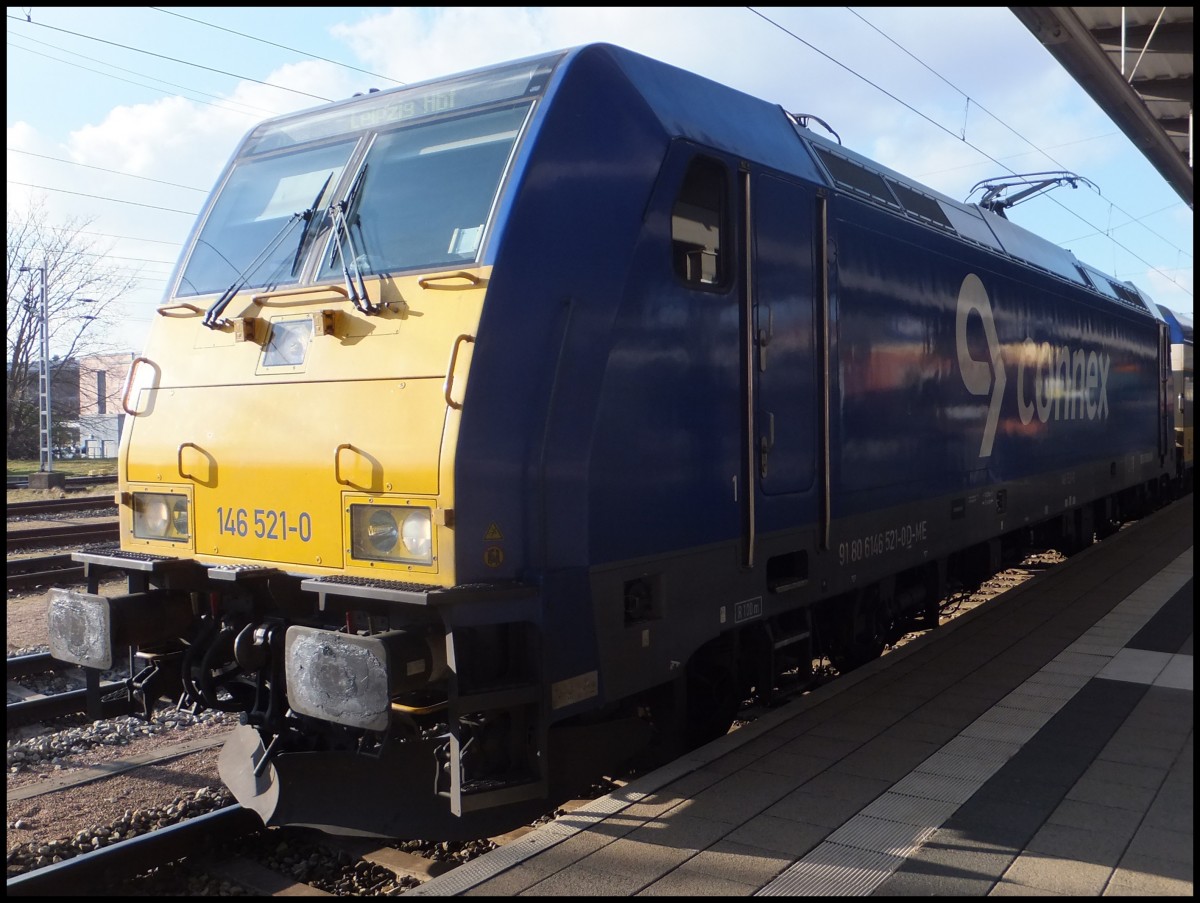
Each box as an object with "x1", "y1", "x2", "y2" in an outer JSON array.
[
  {"x1": 50, "y1": 44, "x2": 1182, "y2": 839},
  {"x1": 452, "y1": 43, "x2": 1170, "y2": 732}
]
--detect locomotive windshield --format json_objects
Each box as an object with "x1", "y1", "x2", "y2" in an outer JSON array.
[
  {"x1": 316, "y1": 104, "x2": 530, "y2": 279},
  {"x1": 177, "y1": 141, "x2": 353, "y2": 297},
  {"x1": 174, "y1": 53, "x2": 561, "y2": 298}
]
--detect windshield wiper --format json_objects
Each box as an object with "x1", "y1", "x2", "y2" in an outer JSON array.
[
  {"x1": 202, "y1": 173, "x2": 334, "y2": 330},
  {"x1": 290, "y1": 172, "x2": 335, "y2": 278},
  {"x1": 328, "y1": 164, "x2": 379, "y2": 315}
]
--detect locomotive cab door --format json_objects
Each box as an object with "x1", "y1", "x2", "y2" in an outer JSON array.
[
  {"x1": 660, "y1": 149, "x2": 820, "y2": 567},
  {"x1": 750, "y1": 172, "x2": 819, "y2": 498},
  {"x1": 739, "y1": 167, "x2": 821, "y2": 567}
]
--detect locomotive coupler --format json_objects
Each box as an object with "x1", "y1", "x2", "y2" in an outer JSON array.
[{"x1": 128, "y1": 648, "x2": 186, "y2": 719}]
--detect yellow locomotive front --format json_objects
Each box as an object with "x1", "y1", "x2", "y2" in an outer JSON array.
[
  {"x1": 120, "y1": 275, "x2": 470, "y2": 583},
  {"x1": 46, "y1": 57, "x2": 565, "y2": 836},
  {"x1": 114, "y1": 65, "x2": 545, "y2": 587}
]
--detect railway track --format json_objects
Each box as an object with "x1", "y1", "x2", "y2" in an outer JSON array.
[
  {"x1": 7, "y1": 495, "x2": 120, "y2": 584},
  {"x1": 7, "y1": 474, "x2": 117, "y2": 490},
  {"x1": 6, "y1": 805, "x2": 265, "y2": 895},
  {"x1": 6, "y1": 521, "x2": 120, "y2": 551},
  {"x1": 6, "y1": 720, "x2": 597, "y2": 897},
  {"x1": 6, "y1": 651, "x2": 134, "y2": 726},
  {"x1": 7, "y1": 778, "x2": 600, "y2": 896},
  {"x1": 7, "y1": 804, "x2": 476, "y2": 896},
  {"x1": 7, "y1": 553, "x2": 85, "y2": 591},
  {"x1": 8, "y1": 496, "x2": 117, "y2": 518}
]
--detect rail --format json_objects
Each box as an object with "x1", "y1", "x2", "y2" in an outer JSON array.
[
  {"x1": 7, "y1": 554, "x2": 85, "y2": 591},
  {"x1": 7, "y1": 474, "x2": 117, "y2": 490},
  {"x1": 5, "y1": 805, "x2": 263, "y2": 895},
  {"x1": 7, "y1": 522, "x2": 120, "y2": 551},
  {"x1": 6, "y1": 652, "x2": 134, "y2": 726},
  {"x1": 8, "y1": 497, "x2": 116, "y2": 517}
]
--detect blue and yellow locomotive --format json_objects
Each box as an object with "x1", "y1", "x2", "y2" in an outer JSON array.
[{"x1": 48, "y1": 44, "x2": 1185, "y2": 839}]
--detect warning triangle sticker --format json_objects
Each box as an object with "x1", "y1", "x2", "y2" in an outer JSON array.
[{"x1": 484, "y1": 523, "x2": 504, "y2": 541}]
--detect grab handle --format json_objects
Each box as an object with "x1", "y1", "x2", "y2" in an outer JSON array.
[
  {"x1": 443, "y1": 334, "x2": 475, "y2": 409},
  {"x1": 120, "y1": 357, "x2": 156, "y2": 416},
  {"x1": 334, "y1": 443, "x2": 355, "y2": 486},
  {"x1": 178, "y1": 442, "x2": 202, "y2": 480}
]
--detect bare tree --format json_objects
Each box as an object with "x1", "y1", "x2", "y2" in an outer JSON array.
[{"x1": 6, "y1": 196, "x2": 141, "y2": 457}]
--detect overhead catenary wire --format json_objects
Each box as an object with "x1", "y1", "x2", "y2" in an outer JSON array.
[
  {"x1": 149, "y1": 7, "x2": 406, "y2": 88},
  {"x1": 5, "y1": 220, "x2": 186, "y2": 248},
  {"x1": 7, "y1": 181, "x2": 198, "y2": 216},
  {"x1": 6, "y1": 34, "x2": 280, "y2": 118},
  {"x1": 8, "y1": 148, "x2": 209, "y2": 193},
  {"x1": 7, "y1": 8, "x2": 1191, "y2": 312},
  {"x1": 5, "y1": 12, "x2": 336, "y2": 103},
  {"x1": 747, "y1": 7, "x2": 1191, "y2": 298},
  {"x1": 844, "y1": 7, "x2": 1192, "y2": 266}
]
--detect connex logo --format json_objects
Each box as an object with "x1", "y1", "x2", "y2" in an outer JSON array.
[
  {"x1": 1015, "y1": 339, "x2": 1110, "y2": 426},
  {"x1": 956, "y1": 274, "x2": 1111, "y2": 460},
  {"x1": 956, "y1": 274, "x2": 1005, "y2": 458}
]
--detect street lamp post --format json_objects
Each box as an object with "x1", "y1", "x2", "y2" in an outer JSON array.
[{"x1": 19, "y1": 264, "x2": 53, "y2": 473}]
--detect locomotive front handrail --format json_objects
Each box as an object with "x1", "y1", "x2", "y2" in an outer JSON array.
[
  {"x1": 251, "y1": 284, "x2": 350, "y2": 304},
  {"x1": 419, "y1": 272, "x2": 487, "y2": 290},
  {"x1": 443, "y1": 334, "x2": 476, "y2": 409},
  {"x1": 156, "y1": 302, "x2": 205, "y2": 316}
]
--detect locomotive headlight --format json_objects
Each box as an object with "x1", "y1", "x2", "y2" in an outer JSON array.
[
  {"x1": 350, "y1": 504, "x2": 433, "y2": 565},
  {"x1": 365, "y1": 509, "x2": 400, "y2": 553},
  {"x1": 132, "y1": 492, "x2": 190, "y2": 542},
  {"x1": 400, "y1": 510, "x2": 432, "y2": 561}
]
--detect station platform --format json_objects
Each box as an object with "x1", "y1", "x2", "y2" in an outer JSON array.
[{"x1": 412, "y1": 495, "x2": 1192, "y2": 897}]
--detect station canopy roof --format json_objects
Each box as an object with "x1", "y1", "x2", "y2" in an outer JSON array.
[{"x1": 1011, "y1": 6, "x2": 1193, "y2": 208}]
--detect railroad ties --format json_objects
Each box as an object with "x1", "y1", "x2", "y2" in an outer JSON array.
[
  {"x1": 6, "y1": 652, "x2": 134, "y2": 726},
  {"x1": 7, "y1": 493, "x2": 120, "y2": 580}
]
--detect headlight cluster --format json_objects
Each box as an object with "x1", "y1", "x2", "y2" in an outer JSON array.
[
  {"x1": 132, "y1": 492, "x2": 190, "y2": 542},
  {"x1": 350, "y1": 504, "x2": 433, "y2": 565}
]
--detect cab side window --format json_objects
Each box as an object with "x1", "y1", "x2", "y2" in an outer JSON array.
[{"x1": 672, "y1": 157, "x2": 728, "y2": 288}]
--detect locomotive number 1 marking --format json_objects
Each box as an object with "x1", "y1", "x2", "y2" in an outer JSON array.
[{"x1": 217, "y1": 507, "x2": 313, "y2": 542}]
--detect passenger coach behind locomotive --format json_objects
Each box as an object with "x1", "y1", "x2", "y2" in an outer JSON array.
[
  {"x1": 47, "y1": 44, "x2": 1182, "y2": 839},
  {"x1": 1158, "y1": 304, "x2": 1194, "y2": 493}
]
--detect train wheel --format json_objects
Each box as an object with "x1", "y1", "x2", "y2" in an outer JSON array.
[
  {"x1": 828, "y1": 632, "x2": 884, "y2": 674},
  {"x1": 822, "y1": 590, "x2": 887, "y2": 674},
  {"x1": 684, "y1": 643, "x2": 741, "y2": 747}
]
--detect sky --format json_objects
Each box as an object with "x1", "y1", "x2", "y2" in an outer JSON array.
[{"x1": 6, "y1": 6, "x2": 1194, "y2": 357}]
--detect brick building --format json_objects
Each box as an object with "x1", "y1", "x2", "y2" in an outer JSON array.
[{"x1": 72, "y1": 352, "x2": 133, "y2": 458}]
